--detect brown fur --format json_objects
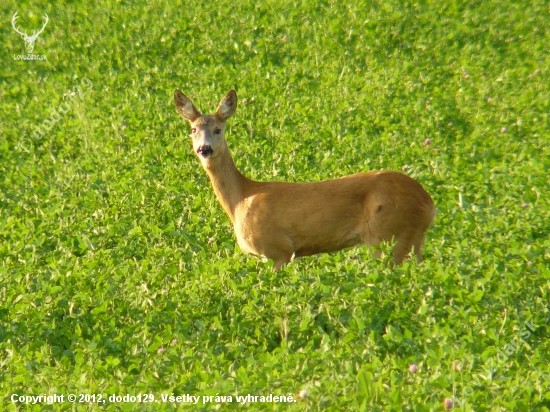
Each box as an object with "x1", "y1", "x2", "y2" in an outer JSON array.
[{"x1": 174, "y1": 90, "x2": 436, "y2": 270}]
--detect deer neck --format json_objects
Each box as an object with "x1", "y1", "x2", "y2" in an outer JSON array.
[{"x1": 202, "y1": 149, "x2": 248, "y2": 223}]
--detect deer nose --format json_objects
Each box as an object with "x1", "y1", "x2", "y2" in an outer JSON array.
[{"x1": 197, "y1": 145, "x2": 214, "y2": 158}]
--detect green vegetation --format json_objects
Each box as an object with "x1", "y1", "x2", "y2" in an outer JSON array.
[{"x1": 1, "y1": 0, "x2": 549, "y2": 410}]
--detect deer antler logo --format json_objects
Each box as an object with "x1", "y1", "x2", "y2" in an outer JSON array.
[{"x1": 11, "y1": 11, "x2": 49, "y2": 54}]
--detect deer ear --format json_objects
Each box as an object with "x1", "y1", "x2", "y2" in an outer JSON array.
[
  {"x1": 174, "y1": 90, "x2": 201, "y2": 122},
  {"x1": 216, "y1": 90, "x2": 237, "y2": 121}
]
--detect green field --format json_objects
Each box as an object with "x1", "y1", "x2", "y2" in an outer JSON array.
[{"x1": 1, "y1": 0, "x2": 549, "y2": 410}]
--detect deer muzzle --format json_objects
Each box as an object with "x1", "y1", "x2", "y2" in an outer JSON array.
[{"x1": 197, "y1": 145, "x2": 214, "y2": 158}]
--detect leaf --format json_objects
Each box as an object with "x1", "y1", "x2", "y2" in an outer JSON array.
[
  {"x1": 342, "y1": 332, "x2": 355, "y2": 344},
  {"x1": 91, "y1": 301, "x2": 108, "y2": 314},
  {"x1": 13, "y1": 375, "x2": 26, "y2": 383}
]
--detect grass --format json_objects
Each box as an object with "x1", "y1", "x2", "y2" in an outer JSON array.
[{"x1": 1, "y1": 0, "x2": 549, "y2": 410}]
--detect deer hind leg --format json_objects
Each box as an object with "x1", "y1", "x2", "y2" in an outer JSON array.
[
  {"x1": 364, "y1": 204, "x2": 429, "y2": 265},
  {"x1": 269, "y1": 249, "x2": 293, "y2": 271},
  {"x1": 272, "y1": 257, "x2": 291, "y2": 271},
  {"x1": 363, "y1": 212, "x2": 389, "y2": 259},
  {"x1": 370, "y1": 248, "x2": 383, "y2": 259},
  {"x1": 413, "y1": 234, "x2": 425, "y2": 263},
  {"x1": 393, "y1": 230, "x2": 426, "y2": 265},
  {"x1": 262, "y1": 236, "x2": 294, "y2": 271},
  {"x1": 392, "y1": 236, "x2": 413, "y2": 265},
  {"x1": 364, "y1": 236, "x2": 383, "y2": 259}
]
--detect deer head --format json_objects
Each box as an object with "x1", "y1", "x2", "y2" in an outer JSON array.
[
  {"x1": 12, "y1": 11, "x2": 49, "y2": 54},
  {"x1": 174, "y1": 90, "x2": 237, "y2": 164}
]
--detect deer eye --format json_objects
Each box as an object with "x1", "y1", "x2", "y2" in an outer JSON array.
[
  {"x1": 191, "y1": 128, "x2": 197, "y2": 134},
  {"x1": 214, "y1": 129, "x2": 221, "y2": 135}
]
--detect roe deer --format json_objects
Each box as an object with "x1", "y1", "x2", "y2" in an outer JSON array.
[{"x1": 174, "y1": 90, "x2": 436, "y2": 270}]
